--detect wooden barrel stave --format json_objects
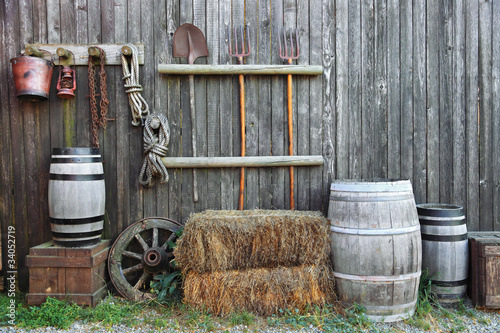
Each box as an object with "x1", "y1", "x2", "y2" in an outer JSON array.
[{"x1": 329, "y1": 179, "x2": 421, "y2": 322}]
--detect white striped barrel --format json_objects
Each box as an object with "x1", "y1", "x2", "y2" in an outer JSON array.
[
  {"x1": 328, "y1": 179, "x2": 422, "y2": 322},
  {"x1": 48, "y1": 148, "x2": 105, "y2": 247},
  {"x1": 417, "y1": 203, "x2": 468, "y2": 306}
]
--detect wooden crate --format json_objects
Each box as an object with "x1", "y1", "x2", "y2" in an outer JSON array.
[
  {"x1": 26, "y1": 240, "x2": 110, "y2": 306},
  {"x1": 468, "y1": 232, "x2": 500, "y2": 308}
]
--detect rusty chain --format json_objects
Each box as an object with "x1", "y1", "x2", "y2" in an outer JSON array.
[{"x1": 88, "y1": 47, "x2": 109, "y2": 148}]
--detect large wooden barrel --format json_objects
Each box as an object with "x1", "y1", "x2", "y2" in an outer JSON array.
[
  {"x1": 48, "y1": 148, "x2": 105, "y2": 247},
  {"x1": 328, "y1": 179, "x2": 422, "y2": 322},
  {"x1": 417, "y1": 203, "x2": 468, "y2": 306}
]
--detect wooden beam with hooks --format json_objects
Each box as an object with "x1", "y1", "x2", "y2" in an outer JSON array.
[{"x1": 22, "y1": 43, "x2": 145, "y2": 66}]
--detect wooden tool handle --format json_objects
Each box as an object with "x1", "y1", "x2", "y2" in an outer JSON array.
[
  {"x1": 189, "y1": 74, "x2": 198, "y2": 202},
  {"x1": 287, "y1": 73, "x2": 295, "y2": 210},
  {"x1": 238, "y1": 73, "x2": 246, "y2": 210}
]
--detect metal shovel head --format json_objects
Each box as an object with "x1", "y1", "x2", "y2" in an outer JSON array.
[{"x1": 173, "y1": 23, "x2": 208, "y2": 64}]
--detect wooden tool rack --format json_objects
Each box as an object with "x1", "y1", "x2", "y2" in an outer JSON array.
[{"x1": 158, "y1": 64, "x2": 324, "y2": 169}]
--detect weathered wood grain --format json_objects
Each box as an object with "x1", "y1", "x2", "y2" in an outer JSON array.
[
  {"x1": 452, "y1": 0, "x2": 466, "y2": 212},
  {"x1": 465, "y1": 0, "x2": 480, "y2": 230},
  {"x1": 158, "y1": 64, "x2": 323, "y2": 75},
  {"x1": 387, "y1": 0, "x2": 400, "y2": 179},
  {"x1": 479, "y1": 0, "x2": 493, "y2": 231},
  {"x1": 412, "y1": 0, "x2": 426, "y2": 204},
  {"x1": 426, "y1": 0, "x2": 440, "y2": 203},
  {"x1": 161, "y1": 155, "x2": 324, "y2": 168}
]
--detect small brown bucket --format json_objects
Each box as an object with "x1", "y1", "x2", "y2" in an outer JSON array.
[{"x1": 10, "y1": 54, "x2": 54, "y2": 101}]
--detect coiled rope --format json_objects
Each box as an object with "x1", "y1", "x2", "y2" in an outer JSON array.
[
  {"x1": 139, "y1": 114, "x2": 170, "y2": 187},
  {"x1": 121, "y1": 44, "x2": 150, "y2": 126},
  {"x1": 121, "y1": 44, "x2": 170, "y2": 187}
]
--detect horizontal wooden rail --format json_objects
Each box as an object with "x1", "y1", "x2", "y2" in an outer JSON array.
[
  {"x1": 161, "y1": 155, "x2": 324, "y2": 168},
  {"x1": 22, "y1": 43, "x2": 144, "y2": 65},
  {"x1": 158, "y1": 64, "x2": 323, "y2": 75}
]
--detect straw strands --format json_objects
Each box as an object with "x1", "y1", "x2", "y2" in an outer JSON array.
[
  {"x1": 184, "y1": 264, "x2": 335, "y2": 316},
  {"x1": 174, "y1": 210, "x2": 330, "y2": 274},
  {"x1": 174, "y1": 210, "x2": 335, "y2": 316}
]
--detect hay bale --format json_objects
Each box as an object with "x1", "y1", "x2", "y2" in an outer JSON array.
[
  {"x1": 183, "y1": 264, "x2": 335, "y2": 316},
  {"x1": 174, "y1": 210, "x2": 330, "y2": 274}
]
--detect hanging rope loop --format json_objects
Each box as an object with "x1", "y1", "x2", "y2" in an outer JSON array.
[
  {"x1": 121, "y1": 44, "x2": 170, "y2": 187},
  {"x1": 121, "y1": 44, "x2": 149, "y2": 126},
  {"x1": 139, "y1": 114, "x2": 171, "y2": 187}
]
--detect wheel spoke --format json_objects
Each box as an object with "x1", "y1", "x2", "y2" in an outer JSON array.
[
  {"x1": 152, "y1": 227, "x2": 158, "y2": 248},
  {"x1": 122, "y1": 263, "x2": 143, "y2": 275},
  {"x1": 133, "y1": 271, "x2": 151, "y2": 290},
  {"x1": 123, "y1": 251, "x2": 143, "y2": 260},
  {"x1": 135, "y1": 233, "x2": 149, "y2": 251},
  {"x1": 160, "y1": 232, "x2": 176, "y2": 250}
]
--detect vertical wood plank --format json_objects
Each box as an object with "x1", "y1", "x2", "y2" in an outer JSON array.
[
  {"x1": 439, "y1": 0, "x2": 453, "y2": 204},
  {"x1": 244, "y1": 0, "x2": 259, "y2": 209},
  {"x1": 127, "y1": 0, "x2": 144, "y2": 222},
  {"x1": 492, "y1": 0, "x2": 500, "y2": 231},
  {"x1": 348, "y1": 0, "x2": 361, "y2": 179},
  {"x1": 315, "y1": 0, "x2": 330, "y2": 212},
  {"x1": 270, "y1": 0, "x2": 285, "y2": 209},
  {"x1": 78, "y1": 0, "x2": 93, "y2": 148},
  {"x1": 296, "y1": 0, "x2": 310, "y2": 211},
  {"x1": 374, "y1": 0, "x2": 388, "y2": 178},
  {"x1": 413, "y1": 0, "x2": 427, "y2": 203},
  {"x1": 205, "y1": 0, "x2": 221, "y2": 210},
  {"x1": 452, "y1": 0, "x2": 466, "y2": 211},
  {"x1": 193, "y1": 0, "x2": 208, "y2": 212},
  {"x1": 426, "y1": 0, "x2": 440, "y2": 203},
  {"x1": 257, "y1": 0, "x2": 272, "y2": 209},
  {"x1": 400, "y1": 0, "x2": 413, "y2": 183},
  {"x1": 219, "y1": 0, "x2": 234, "y2": 210},
  {"x1": 335, "y1": 0, "x2": 348, "y2": 179},
  {"x1": 114, "y1": 0, "x2": 130, "y2": 233},
  {"x1": 60, "y1": 0, "x2": 77, "y2": 147},
  {"x1": 141, "y1": 0, "x2": 156, "y2": 218},
  {"x1": 6, "y1": 0, "x2": 29, "y2": 291},
  {"x1": 387, "y1": 0, "x2": 400, "y2": 179},
  {"x1": 100, "y1": 0, "x2": 117, "y2": 239},
  {"x1": 465, "y1": 0, "x2": 479, "y2": 230},
  {"x1": 361, "y1": 0, "x2": 374, "y2": 179},
  {"x1": 47, "y1": 0, "x2": 63, "y2": 149},
  {"x1": 166, "y1": 0, "x2": 182, "y2": 221},
  {"x1": 153, "y1": 0, "x2": 170, "y2": 219},
  {"x1": 478, "y1": 0, "x2": 493, "y2": 231},
  {"x1": 179, "y1": 0, "x2": 195, "y2": 221},
  {"x1": 0, "y1": 1, "x2": 14, "y2": 287}
]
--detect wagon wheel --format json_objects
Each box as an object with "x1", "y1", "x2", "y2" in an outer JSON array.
[{"x1": 108, "y1": 217, "x2": 182, "y2": 301}]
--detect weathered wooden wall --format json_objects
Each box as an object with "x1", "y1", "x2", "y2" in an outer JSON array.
[{"x1": 1, "y1": 0, "x2": 499, "y2": 291}]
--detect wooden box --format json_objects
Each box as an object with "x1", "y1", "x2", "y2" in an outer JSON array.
[
  {"x1": 468, "y1": 232, "x2": 500, "y2": 308},
  {"x1": 26, "y1": 240, "x2": 110, "y2": 306}
]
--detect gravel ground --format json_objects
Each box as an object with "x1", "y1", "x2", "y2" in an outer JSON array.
[{"x1": 1, "y1": 298, "x2": 499, "y2": 332}]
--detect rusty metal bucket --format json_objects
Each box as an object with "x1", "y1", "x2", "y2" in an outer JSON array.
[{"x1": 10, "y1": 54, "x2": 54, "y2": 101}]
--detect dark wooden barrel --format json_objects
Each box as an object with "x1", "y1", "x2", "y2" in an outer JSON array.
[
  {"x1": 48, "y1": 148, "x2": 105, "y2": 247},
  {"x1": 328, "y1": 179, "x2": 422, "y2": 322},
  {"x1": 417, "y1": 203, "x2": 468, "y2": 306}
]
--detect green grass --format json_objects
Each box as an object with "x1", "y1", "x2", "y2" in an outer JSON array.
[{"x1": 0, "y1": 280, "x2": 495, "y2": 332}]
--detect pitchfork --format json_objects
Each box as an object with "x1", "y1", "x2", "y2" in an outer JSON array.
[
  {"x1": 278, "y1": 27, "x2": 299, "y2": 210},
  {"x1": 228, "y1": 25, "x2": 251, "y2": 211}
]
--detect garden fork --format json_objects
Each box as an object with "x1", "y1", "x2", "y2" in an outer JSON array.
[
  {"x1": 228, "y1": 25, "x2": 251, "y2": 210},
  {"x1": 278, "y1": 27, "x2": 299, "y2": 210}
]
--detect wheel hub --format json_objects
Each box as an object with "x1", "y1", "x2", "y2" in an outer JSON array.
[{"x1": 143, "y1": 247, "x2": 169, "y2": 273}]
